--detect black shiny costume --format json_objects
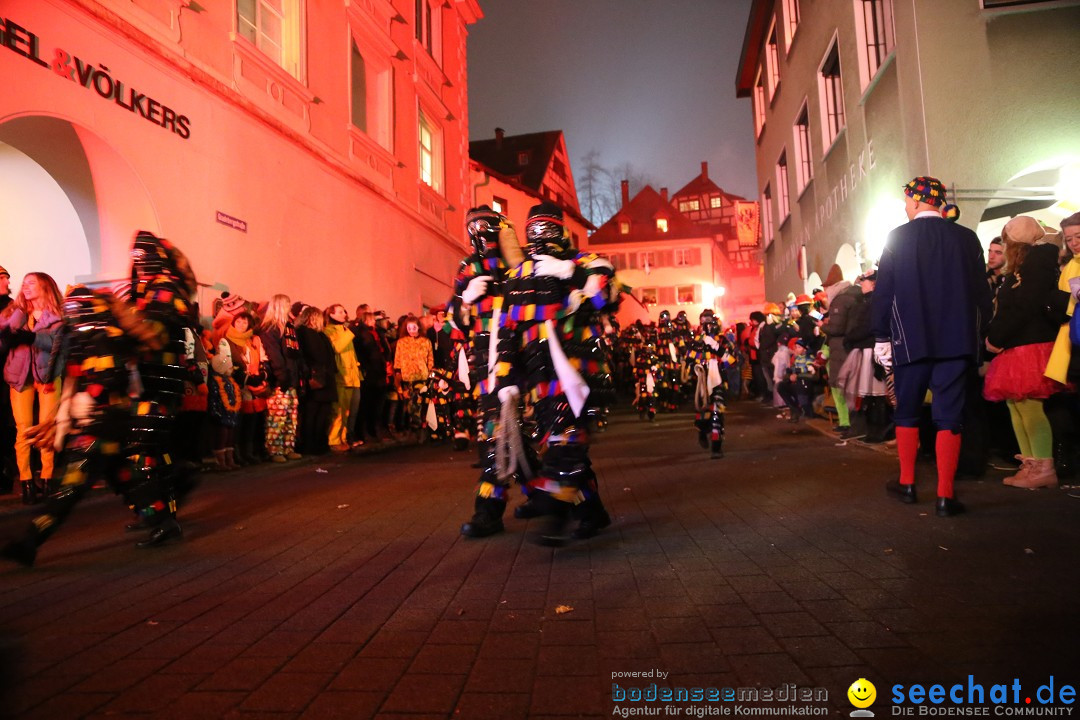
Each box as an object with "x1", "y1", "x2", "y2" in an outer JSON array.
[
  {"x1": 686, "y1": 311, "x2": 733, "y2": 460},
  {"x1": 493, "y1": 203, "x2": 619, "y2": 544}
]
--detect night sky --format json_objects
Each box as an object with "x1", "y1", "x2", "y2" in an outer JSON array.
[{"x1": 466, "y1": 0, "x2": 757, "y2": 205}]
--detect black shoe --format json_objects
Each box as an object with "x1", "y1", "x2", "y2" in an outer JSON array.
[
  {"x1": 935, "y1": 496, "x2": 965, "y2": 517},
  {"x1": 885, "y1": 479, "x2": 917, "y2": 504},
  {"x1": 513, "y1": 500, "x2": 542, "y2": 519},
  {"x1": 20, "y1": 481, "x2": 33, "y2": 505},
  {"x1": 135, "y1": 518, "x2": 182, "y2": 548},
  {"x1": 572, "y1": 510, "x2": 611, "y2": 540},
  {"x1": 1, "y1": 538, "x2": 37, "y2": 567},
  {"x1": 453, "y1": 436, "x2": 469, "y2": 452},
  {"x1": 834, "y1": 425, "x2": 851, "y2": 434},
  {"x1": 698, "y1": 434, "x2": 709, "y2": 450},
  {"x1": 460, "y1": 517, "x2": 504, "y2": 538}
]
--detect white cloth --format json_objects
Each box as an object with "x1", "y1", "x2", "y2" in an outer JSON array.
[
  {"x1": 533, "y1": 255, "x2": 575, "y2": 280},
  {"x1": 461, "y1": 275, "x2": 491, "y2": 305},
  {"x1": 873, "y1": 340, "x2": 893, "y2": 370},
  {"x1": 645, "y1": 371, "x2": 656, "y2": 394},
  {"x1": 707, "y1": 358, "x2": 723, "y2": 393},
  {"x1": 545, "y1": 319, "x2": 590, "y2": 417},
  {"x1": 668, "y1": 342, "x2": 678, "y2": 363},
  {"x1": 457, "y1": 347, "x2": 471, "y2": 389}
]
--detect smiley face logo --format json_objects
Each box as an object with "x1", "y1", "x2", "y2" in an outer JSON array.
[{"x1": 847, "y1": 678, "x2": 876, "y2": 709}]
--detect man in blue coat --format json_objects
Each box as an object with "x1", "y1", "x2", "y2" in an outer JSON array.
[{"x1": 871, "y1": 177, "x2": 993, "y2": 516}]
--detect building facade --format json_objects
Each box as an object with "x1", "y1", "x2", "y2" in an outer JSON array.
[
  {"x1": 736, "y1": 0, "x2": 1080, "y2": 297},
  {"x1": 582, "y1": 164, "x2": 765, "y2": 326},
  {"x1": 1, "y1": 0, "x2": 482, "y2": 314},
  {"x1": 468, "y1": 128, "x2": 592, "y2": 245}
]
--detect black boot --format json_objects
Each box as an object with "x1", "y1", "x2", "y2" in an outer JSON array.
[
  {"x1": 525, "y1": 491, "x2": 572, "y2": 547},
  {"x1": 20, "y1": 481, "x2": 33, "y2": 505},
  {"x1": 571, "y1": 495, "x2": 611, "y2": 539},
  {"x1": 135, "y1": 517, "x2": 182, "y2": 548},
  {"x1": 460, "y1": 496, "x2": 506, "y2": 538},
  {"x1": 711, "y1": 438, "x2": 724, "y2": 459}
]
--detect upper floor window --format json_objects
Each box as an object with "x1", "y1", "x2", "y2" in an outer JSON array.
[
  {"x1": 762, "y1": 184, "x2": 774, "y2": 248},
  {"x1": 674, "y1": 248, "x2": 700, "y2": 267},
  {"x1": 656, "y1": 218, "x2": 669, "y2": 233},
  {"x1": 518, "y1": 151, "x2": 530, "y2": 166},
  {"x1": 709, "y1": 196, "x2": 723, "y2": 209},
  {"x1": 793, "y1": 102, "x2": 814, "y2": 193},
  {"x1": 415, "y1": 0, "x2": 442, "y2": 65},
  {"x1": 855, "y1": 0, "x2": 895, "y2": 90},
  {"x1": 776, "y1": 150, "x2": 790, "y2": 222},
  {"x1": 765, "y1": 21, "x2": 780, "y2": 101},
  {"x1": 350, "y1": 39, "x2": 393, "y2": 151},
  {"x1": 619, "y1": 221, "x2": 631, "y2": 235},
  {"x1": 753, "y1": 69, "x2": 767, "y2": 138},
  {"x1": 418, "y1": 108, "x2": 443, "y2": 193},
  {"x1": 679, "y1": 199, "x2": 701, "y2": 212},
  {"x1": 237, "y1": 0, "x2": 304, "y2": 79},
  {"x1": 818, "y1": 40, "x2": 846, "y2": 151},
  {"x1": 783, "y1": 0, "x2": 800, "y2": 50}
]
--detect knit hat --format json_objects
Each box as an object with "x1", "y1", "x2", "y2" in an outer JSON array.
[
  {"x1": 903, "y1": 176, "x2": 960, "y2": 222},
  {"x1": 0, "y1": 265, "x2": 8, "y2": 278},
  {"x1": 788, "y1": 337, "x2": 807, "y2": 351},
  {"x1": 220, "y1": 291, "x2": 247, "y2": 316},
  {"x1": 1001, "y1": 216, "x2": 1045, "y2": 246}
]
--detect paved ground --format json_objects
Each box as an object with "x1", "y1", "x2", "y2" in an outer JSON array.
[{"x1": 1, "y1": 402, "x2": 1079, "y2": 719}]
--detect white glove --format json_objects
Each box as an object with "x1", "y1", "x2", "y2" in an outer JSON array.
[
  {"x1": 703, "y1": 335, "x2": 719, "y2": 350},
  {"x1": 461, "y1": 275, "x2": 492, "y2": 305},
  {"x1": 533, "y1": 255, "x2": 575, "y2": 280},
  {"x1": 71, "y1": 391, "x2": 95, "y2": 426},
  {"x1": 873, "y1": 340, "x2": 893, "y2": 370},
  {"x1": 498, "y1": 385, "x2": 520, "y2": 404},
  {"x1": 1069, "y1": 276, "x2": 1080, "y2": 301}
]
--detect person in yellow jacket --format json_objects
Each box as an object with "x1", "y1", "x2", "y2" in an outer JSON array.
[
  {"x1": 324, "y1": 304, "x2": 362, "y2": 451},
  {"x1": 1045, "y1": 212, "x2": 1080, "y2": 385}
]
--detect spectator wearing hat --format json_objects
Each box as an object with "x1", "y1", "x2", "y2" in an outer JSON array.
[
  {"x1": 872, "y1": 176, "x2": 992, "y2": 516},
  {"x1": 777, "y1": 337, "x2": 817, "y2": 422},
  {"x1": 0, "y1": 265, "x2": 14, "y2": 497},
  {"x1": 983, "y1": 216, "x2": 1070, "y2": 489}
]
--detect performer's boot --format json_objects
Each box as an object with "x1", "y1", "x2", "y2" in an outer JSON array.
[
  {"x1": 711, "y1": 435, "x2": 724, "y2": 460},
  {"x1": 528, "y1": 490, "x2": 572, "y2": 547},
  {"x1": 460, "y1": 495, "x2": 506, "y2": 538},
  {"x1": 136, "y1": 517, "x2": 182, "y2": 548},
  {"x1": 20, "y1": 481, "x2": 33, "y2": 505},
  {"x1": 571, "y1": 493, "x2": 611, "y2": 540}
]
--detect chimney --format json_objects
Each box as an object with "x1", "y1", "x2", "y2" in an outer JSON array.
[
  {"x1": 495, "y1": 127, "x2": 504, "y2": 149},
  {"x1": 660, "y1": 187, "x2": 669, "y2": 204},
  {"x1": 620, "y1": 179, "x2": 630, "y2": 208},
  {"x1": 701, "y1": 161, "x2": 709, "y2": 180}
]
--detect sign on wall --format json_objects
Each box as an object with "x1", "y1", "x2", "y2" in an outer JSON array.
[{"x1": 735, "y1": 201, "x2": 760, "y2": 247}]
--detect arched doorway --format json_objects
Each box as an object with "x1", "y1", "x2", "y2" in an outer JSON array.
[{"x1": 0, "y1": 114, "x2": 158, "y2": 290}]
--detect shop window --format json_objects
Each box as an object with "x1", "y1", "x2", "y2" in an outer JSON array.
[
  {"x1": 237, "y1": 0, "x2": 305, "y2": 79},
  {"x1": 418, "y1": 107, "x2": 443, "y2": 193},
  {"x1": 818, "y1": 39, "x2": 846, "y2": 151},
  {"x1": 793, "y1": 101, "x2": 813, "y2": 193},
  {"x1": 855, "y1": 0, "x2": 895, "y2": 90}
]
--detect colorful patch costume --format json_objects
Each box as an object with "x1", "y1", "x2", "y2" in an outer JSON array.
[
  {"x1": 453, "y1": 206, "x2": 539, "y2": 538},
  {"x1": 686, "y1": 309, "x2": 733, "y2": 459},
  {"x1": 655, "y1": 310, "x2": 681, "y2": 412},
  {"x1": 493, "y1": 203, "x2": 619, "y2": 544},
  {"x1": 631, "y1": 323, "x2": 661, "y2": 421}
]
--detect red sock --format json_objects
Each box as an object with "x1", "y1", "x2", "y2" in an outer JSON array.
[
  {"x1": 896, "y1": 426, "x2": 919, "y2": 486},
  {"x1": 936, "y1": 430, "x2": 961, "y2": 499}
]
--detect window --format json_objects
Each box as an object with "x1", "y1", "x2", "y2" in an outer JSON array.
[
  {"x1": 517, "y1": 151, "x2": 530, "y2": 166},
  {"x1": 783, "y1": 0, "x2": 800, "y2": 49},
  {"x1": 793, "y1": 102, "x2": 813, "y2": 193},
  {"x1": 818, "y1": 40, "x2": 846, "y2": 150},
  {"x1": 350, "y1": 43, "x2": 366, "y2": 132},
  {"x1": 762, "y1": 184, "x2": 774, "y2": 247},
  {"x1": 656, "y1": 218, "x2": 669, "y2": 233},
  {"x1": 753, "y1": 69, "x2": 767, "y2": 138},
  {"x1": 640, "y1": 251, "x2": 656, "y2": 270},
  {"x1": 619, "y1": 221, "x2": 630, "y2": 235},
  {"x1": 710, "y1": 196, "x2": 723, "y2": 209},
  {"x1": 237, "y1": 0, "x2": 304, "y2": 79},
  {"x1": 674, "y1": 248, "x2": 700, "y2": 267},
  {"x1": 492, "y1": 196, "x2": 507, "y2": 214},
  {"x1": 415, "y1": 0, "x2": 442, "y2": 64},
  {"x1": 418, "y1": 108, "x2": 442, "y2": 193},
  {"x1": 350, "y1": 40, "x2": 393, "y2": 150},
  {"x1": 776, "y1": 151, "x2": 790, "y2": 221},
  {"x1": 765, "y1": 21, "x2": 780, "y2": 101},
  {"x1": 677, "y1": 286, "x2": 697, "y2": 305},
  {"x1": 855, "y1": 0, "x2": 895, "y2": 89},
  {"x1": 639, "y1": 288, "x2": 658, "y2": 306},
  {"x1": 679, "y1": 199, "x2": 701, "y2": 212}
]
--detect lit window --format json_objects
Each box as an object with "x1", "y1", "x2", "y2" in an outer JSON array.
[
  {"x1": 656, "y1": 218, "x2": 669, "y2": 233},
  {"x1": 710, "y1": 196, "x2": 723, "y2": 209},
  {"x1": 640, "y1": 252, "x2": 656, "y2": 270},
  {"x1": 677, "y1": 286, "x2": 696, "y2": 305},
  {"x1": 492, "y1": 196, "x2": 507, "y2": 214},
  {"x1": 350, "y1": 39, "x2": 393, "y2": 150},
  {"x1": 679, "y1": 199, "x2": 701, "y2": 212},
  {"x1": 776, "y1": 151, "x2": 790, "y2": 222},
  {"x1": 762, "y1": 184, "x2": 774, "y2": 247},
  {"x1": 783, "y1": 0, "x2": 800, "y2": 50},
  {"x1": 674, "y1": 248, "x2": 697, "y2": 267},
  {"x1": 766, "y1": 20, "x2": 780, "y2": 101},
  {"x1": 793, "y1": 102, "x2": 813, "y2": 193},
  {"x1": 640, "y1": 288, "x2": 658, "y2": 305},
  {"x1": 855, "y1": 0, "x2": 895, "y2": 89},
  {"x1": 753, "y1": 69, "x2": 767, "y2": 138},
  {"x1": 620, "y1": 221, "x2": 630, "y2": 235},
  {"x1": 818, "y1": 40, "x2": 846, "y2": 150},
  {"x1": 237, "y1": 0, "x2": 304, "y2": 79},
  {"x1": 415, "y1": 0, "x2": 442, "y2": 65},
  {"x1": 418, "y1": 108, "x2": 443, "y2": 193}
]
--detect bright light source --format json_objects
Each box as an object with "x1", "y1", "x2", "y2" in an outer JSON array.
[
  {"x1": 863, "y1": 197, "x2": 907, "y2": 265},
  {"x1": 1054, "y1": 162, "x2": 1080, "y2": 215},
  {"x1": 716, "y1": 285, "x2": 726, "y2": 297}
]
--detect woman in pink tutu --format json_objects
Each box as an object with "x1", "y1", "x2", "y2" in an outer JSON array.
[{"x1": 983, "y1": 216, "x2": 1071, "y2": 488}]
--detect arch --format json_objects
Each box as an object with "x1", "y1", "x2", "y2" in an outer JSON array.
[{"x1": 0, "y1": 113, "x2": 158, "y2": 287}]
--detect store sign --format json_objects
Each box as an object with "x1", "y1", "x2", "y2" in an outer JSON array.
[
  {"x1": 735, "y1": 201, "x2": 760, "y2": 247},
  {"x1": 0, "y1": 14, "x2": 192, "y2": 139}
]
